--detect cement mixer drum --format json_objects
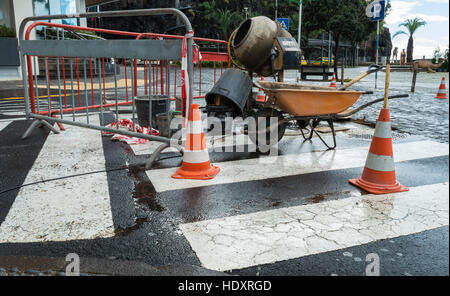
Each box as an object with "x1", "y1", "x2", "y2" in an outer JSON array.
[{"x1": 232, "y1": 16, "x2": 279, "y2": 76}]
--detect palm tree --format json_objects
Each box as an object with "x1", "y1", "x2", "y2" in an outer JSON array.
[
  {"x1": 392, "y1": 18, "x2": 427, "y2": 63},
  {"x1": 213, "y1": 9, "x2": 243, "y2": 40}
]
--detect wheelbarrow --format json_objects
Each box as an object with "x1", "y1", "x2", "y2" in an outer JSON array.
[{"x1": 250, "y1": 65, "x2": 408, "y2": 149}]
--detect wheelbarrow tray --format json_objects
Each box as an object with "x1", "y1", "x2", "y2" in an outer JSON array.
[{"x1": 257, "y1": 81, "x2": 365, "y2": 116}]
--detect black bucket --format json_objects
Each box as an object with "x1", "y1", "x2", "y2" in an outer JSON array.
[
  {"x1": 135, "y1": 95, "x2": 169, "y2": 129},
  {"x1": 205, "y1": 69, "x2": 252, "y2": 117}
]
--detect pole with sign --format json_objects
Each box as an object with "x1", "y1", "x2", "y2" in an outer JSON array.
[
  {"x1": 277, "y1": 18, "x2": 290, "y2": 31},
  {"x1": 366, "y1": 0, "x2": 386, "y2": 89}
]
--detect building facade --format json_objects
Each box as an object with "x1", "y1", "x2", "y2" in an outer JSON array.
[{"x1": 0, "y1": 0, "x2": 86, "y2": 81}]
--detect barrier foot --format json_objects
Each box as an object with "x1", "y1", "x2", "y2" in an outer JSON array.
[
  {"x1": 21, "y1": 119, "x2": 41, "y2": 139},
  {"x1": 52, "y1": 115, "x2": 66, "y2": 131},
  {"x1": 40, "y1": 119, "x2": 60, "y2": 135},
  {"x1": 22, "y1": 119, "x2": 60, "y2": 140},
  {"x1": 145, "y1": 143, "x2": 182, "y2": 170}
]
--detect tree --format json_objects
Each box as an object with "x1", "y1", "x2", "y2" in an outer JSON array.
[
  {"x1": 432, "y1": 47, "x2": 443, "y2": 63},
  {"x1": 432, "y1": 47, "x2": 449, "y2": 72},
  {"x1": 303, "y1": 0, "x2": 376, "y2": 77},
  {"x1": 392, "y1": 17, "x2": 426, "y2": 63},
  {"x1": 213, "y1": 9, "x2": 244, "y2": 40}
]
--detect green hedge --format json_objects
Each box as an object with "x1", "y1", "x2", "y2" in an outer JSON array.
[{"x1": 0, "y1": 25, "x2": 16, "y2": 38}]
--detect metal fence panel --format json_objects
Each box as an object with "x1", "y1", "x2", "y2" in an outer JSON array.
[{"x1": 20, "y1": 40, "x2": 183, "y2": 60}]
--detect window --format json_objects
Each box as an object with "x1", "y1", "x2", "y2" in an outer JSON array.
[
  {"x1": 33, "y1": 0, "x2": 79, "y2": 26},
  {"x1": 0, "y1": 0, "x2": 12, "y2": 27}
]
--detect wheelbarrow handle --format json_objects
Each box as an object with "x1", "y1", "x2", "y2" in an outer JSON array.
[
  {"x1": 339, "y1": 64, "x2": 384, "y2": 91},
  {"x1": 253, "y1": 81, "x2": 267, "y2": 90},
  {"x1": 335, "y1": 94, "x2": 409, "y2": 118},
  {"x1": 367, "y1": 64, "x2": 384, "y2": 74}
]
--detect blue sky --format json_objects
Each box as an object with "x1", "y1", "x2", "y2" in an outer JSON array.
[{"x1": 385, "y1": 0, "x2": 449, "y2": 59}]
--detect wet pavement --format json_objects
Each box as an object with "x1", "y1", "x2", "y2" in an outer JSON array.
[{"x1": 0, "y1": 66, "x2": 448, "y2": 276}]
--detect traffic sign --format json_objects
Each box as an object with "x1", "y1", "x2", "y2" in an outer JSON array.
[
  {"x1": 366, "y1": 0, "x2": 386, "y2": 21},
  {"x1": 277, "y1": 18, "x2": 290, "y2": 31}
]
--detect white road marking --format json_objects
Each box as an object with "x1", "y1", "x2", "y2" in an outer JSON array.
[
  {"x1": 0, "y1": 118, "x2": 115, "y2": 243},
  {"x1": 129, "y1": 121, "x2": 373, "y2": 156},
  {"x1": 0, "y1": 120, "x2": 13, "y2": 130},
  {"x1": 130, "y1": 133, "x2": 257, "y2": 156},
  {"x1": 180, "y1": 182, "x2": 450, "y2": 271},
  {"x1": 146, "y1": 140, "x2": 449, "y2": 192}
]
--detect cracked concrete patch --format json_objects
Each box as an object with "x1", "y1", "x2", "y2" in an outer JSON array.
[{"x1": 180, "y1": 183, "x2": 449, "y2": 271}]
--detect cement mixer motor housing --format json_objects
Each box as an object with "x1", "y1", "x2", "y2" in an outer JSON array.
[{"x1": 271, "y1": 37, "x2": 302, "y2": 72}]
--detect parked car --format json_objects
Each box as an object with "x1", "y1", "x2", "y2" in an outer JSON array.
[
  {"x1": 311, "y1": 57, "x2": 334, "y2": 66},
  {"x1": 300, "y1": 55, "x2": 307, "y2": 66}
]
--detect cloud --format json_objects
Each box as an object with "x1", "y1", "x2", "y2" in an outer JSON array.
[
  {"x1": 391, "y1": 36, "x2": 448, "y2": 59},
  {"x1": 387, "y1": 0, "x2": 449, "y2": 58},
  {"x1": 413, "y1": 14, "x2": 449, "y2": 22},
  {"x1": 386, "y1": 0, "x2": 449, "y2": 25},
  {"x1": 385, "y1": 1, "x2": 421, "y2": 25},
  {"x1": 424, "y1": 0, "x2": 449, "y2": 3}
]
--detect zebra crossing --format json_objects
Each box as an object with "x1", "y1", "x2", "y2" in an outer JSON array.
[
  {"x1": 0, "y1": 114, "x2": 448, "y2": 274},
  {"x1": 145, "y1": 140, "x2": 448, "y2": 192},
  {"x1": 0, "y1": 116, "x2": 115, "y2": 243}
]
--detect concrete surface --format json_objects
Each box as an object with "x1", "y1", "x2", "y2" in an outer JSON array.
[{"x1": 0, "y1": 77, "x2": 448, "y2": 276}]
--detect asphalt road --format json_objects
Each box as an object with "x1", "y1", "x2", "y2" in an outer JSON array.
[{"x1": 0, "y1": 103, "x2": 448, "y2": 275}]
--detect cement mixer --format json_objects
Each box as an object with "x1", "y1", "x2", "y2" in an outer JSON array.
[
  {"x1": 206, "y1": 16, "x2": 302, "y2": 131},
  {"x1": 206, "y1": 17, "x2": 399, "y2": 151},
  {"x1": 229, "y1": 16, "x2": 301, "y2": 78}
]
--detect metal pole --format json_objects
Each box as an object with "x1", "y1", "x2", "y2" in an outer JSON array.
[
  {"x1": 375, "y1": 20, "x2": 379, "y2": 89},
  {"x1": 321, "y1": 32, "x2": 324, "y2": 64},
  {"x1": 297, "y1": 1, "x2": 303, "y2": 82},
  {"x1": 411, "y1": 68, "x2": 418, "y2": 93},
  {"x1": 275, "y1": 0, "x2": 278, "y2": 20},
  {"x1": 384, "y1": 63, "x2": 390, "y2": 109},
  {"x1": 328, "y1": 32, "x2": 332, "y2": 64}
]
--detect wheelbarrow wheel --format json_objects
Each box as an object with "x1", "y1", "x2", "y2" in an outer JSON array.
[{"x1": 248, "y1": 108, "x2": 286, "y2": 151}]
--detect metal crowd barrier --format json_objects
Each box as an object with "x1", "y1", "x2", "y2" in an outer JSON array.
[{"x1": 18, "y1": 8, "x2": 230, "y2": 169}]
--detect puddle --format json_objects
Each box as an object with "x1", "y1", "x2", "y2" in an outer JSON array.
[
  {"x1": 126, "y1": 164, "x2": 165, "y2": 212},
  {"x1": 127, "y1": 164, "x2": 144, "y2": 179},
  {"x1": 271, "y1": 201, "x2": 282, "y2": 207},
  {"x1": 132, "y1": 181, "x2": 164, "y2": 212},
  {"x1": 308, "y1": 190, "x2": 352, "y2": 203},
  {"x1": 310, "y1": 194, "x2": 326, "y2": 203},
  {"x1": 115, "y1": 217, "x2": 148, "y2": 236}
]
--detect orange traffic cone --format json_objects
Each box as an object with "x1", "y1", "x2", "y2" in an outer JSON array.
[
  {"x1": 172, "y1": 104, "x2": 220, "y2": 180},
  {"x1": 349, "y1": 108, "x2": 409, "y2": 195},
  {"x1": 329, "y1": 72, "x2": 337, "y2": 88},
  {"x1": 256, "y1": 77, "x2": 267, "y2": 103},
  {"x1": 435, "y1": 77, "x2": 448, "y2": 99}
]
